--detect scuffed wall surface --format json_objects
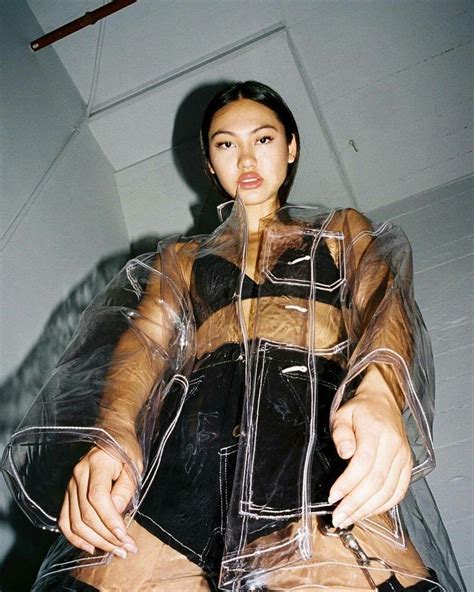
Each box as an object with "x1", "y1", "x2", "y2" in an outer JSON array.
[
  {"x1": 0, "y1": 2, "x2": 129, "y2": 588},
  {"x1": 368, "y1": 175, "x2": 473, "y2": 589}
]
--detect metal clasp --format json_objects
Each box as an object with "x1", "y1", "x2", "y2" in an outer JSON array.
[{"x1": 318, "y1": 515, "x2": 395, "y2": 590}]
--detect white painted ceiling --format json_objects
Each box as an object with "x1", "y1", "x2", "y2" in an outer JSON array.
[{"x1": 26, "y1": 0, "x2": 472, "y2": 235}]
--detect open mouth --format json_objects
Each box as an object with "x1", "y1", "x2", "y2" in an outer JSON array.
[{"x1": 238, "y1": 174, "x2": 263, "y2": 189}]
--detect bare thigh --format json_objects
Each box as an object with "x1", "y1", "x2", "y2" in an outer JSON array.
[
  {"x1": 73, "y1": 520, "x2": 211, "y2": 592},
  {"x1": 263, "y1": 515, "x2": 431, "y2": 591}
]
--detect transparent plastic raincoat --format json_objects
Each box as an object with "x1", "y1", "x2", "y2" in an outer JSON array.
[{"x1": 1, "y1": 200, "x2": 465, "y2": 591}]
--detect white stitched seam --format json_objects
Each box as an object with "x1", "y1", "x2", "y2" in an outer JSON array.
[
  {"x1": 6, "y1": 426, "x2": 141, "y2": 526},
  {"x1": 200, "y1": 527, "x2": 221, "y2": 564},
  {"x1": 42, "y1": 552, "x2": 108, "y2": 571},
  {"x1": 221, "y1": 533, "x2": 300, "y2": 565},
  {"x1": 133, "y1": 374, "x2": 188, "y2": 501},
  {"x1": 362, "y1": 505, "x2": 405, "y2": 547},
  {"x1": 37, "y1": 556, "x2": 109, "y2": 580},
  {"x1": 246, "y1": 347, "x2": 270, "y2": 508},
  {"x1": 136, "y1": 510, "x2": 202, "y2": 558},
  {"x1": 242, "y1": 338, "x2": 344, "y2": 517},
  {"x1": 219, "y1": 452, "x2": 225, "y2": 534},
  {"x1": 230, "y1": 560, "x2": 445, "y2": 592},
  {"x1": 261, "y1": 228, "x2": 345, "y2": 291}
]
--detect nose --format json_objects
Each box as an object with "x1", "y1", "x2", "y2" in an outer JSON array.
[{"x1": 237, "y1": 145, "x2": 256, "y2": 170}]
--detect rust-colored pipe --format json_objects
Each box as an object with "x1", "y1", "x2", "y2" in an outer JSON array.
[{"x1": 30, "y1": 0, "x2": 137, "y2": 51}]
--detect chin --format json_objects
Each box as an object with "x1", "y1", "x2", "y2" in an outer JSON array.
[{"x1": 236, "y1": 189, "x2": 279, "y2": 206}]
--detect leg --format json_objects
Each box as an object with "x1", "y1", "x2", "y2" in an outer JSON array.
[
  {"x1": 262, "y1": 514, "x2": 439, "y2": 591},
  {"x1": 72, "y1": 520, "x2": 211, "y2": 592}
]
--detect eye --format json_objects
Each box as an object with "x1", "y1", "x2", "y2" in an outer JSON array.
[
  {"x1": 215, "y1": 140, "x2": 234, "y2": 149},
  {"x1": 257, "y1": 135, "x2": 274, "y2": 145}
]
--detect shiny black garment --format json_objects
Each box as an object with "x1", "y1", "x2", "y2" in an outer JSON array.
[
  {"x1": 136, "y1": 343, "x2": 345, "y2": 583},
  {"x1": 192, "y1": 235, "x2": 342, "y2": 329},
  {"x1": 3, "y1": 202, "x2": 465, "y2": 590}
]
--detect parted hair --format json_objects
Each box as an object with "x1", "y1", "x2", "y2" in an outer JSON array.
[{"x1": 200, "y1": 80, "x2": 300, "y2": 205}]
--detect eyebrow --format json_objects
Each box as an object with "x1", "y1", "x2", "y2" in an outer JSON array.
[{"x1": 210, "y1": 124, "x2": 278, "y2": 140}]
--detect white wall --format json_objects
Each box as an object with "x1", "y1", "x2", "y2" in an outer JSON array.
[
  {"x1": 0, "y1": 2, "x2": 130, "y2": 579},
  {"x1": 31, "y1": 0, "x2": 470, "y2": 241},
  {"x1": 0, "y1": 0, "x2": 129, "y2": 383},
  {"x1": 0, "y1": 1, "x2": 471, "y2": 587},
  {"x1": 368, "y1": 175, "x2": 473, "y2": 589}
]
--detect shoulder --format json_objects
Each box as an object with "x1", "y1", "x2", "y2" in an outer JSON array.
[
  {"x1": 156, "y1": 235, "x2": 206, "y2": 290},
  {"x1": 282, "y1": 205, "x2": 374, "y2": 234},
  {"x1": 327, "y1": 208, "x2": 374, "y2": 235}
]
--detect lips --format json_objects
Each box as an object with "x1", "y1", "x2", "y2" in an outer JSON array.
[{"x1": 238, "y1": 172, "x2": 263, "y2": 189}]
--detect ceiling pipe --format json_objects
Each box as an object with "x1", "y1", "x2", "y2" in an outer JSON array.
[{"x1": 30, "y1": 0, "x2": 137, "y2": 52}]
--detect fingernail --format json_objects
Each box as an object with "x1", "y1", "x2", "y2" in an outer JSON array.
[
  {"x1": 339, "y1": 518, "x2": 353, "y2": 529},
  {"x1": 339, "y1": 443, "x2": 353, "y2": 458},
  {"x1": 332, "y1": 512, "x2": 347, "y2": 528},
  {"x1": 328, "y1": 490, "x2": 343, "y2": 504},
  {"x1": 113, "y1": 527, "x2": 126, "y2": 541},
  {"x1": 112, "y1": 547, "x2": 127, "y2": 559},
  {"x1": 84, "y1": 544, "x2": 95, "y2": 555},
  {"x1": 123, "y1": 542, "x2": 138, "y2": 554},
  {"x1": 112, "y1": 496, "x2": 126, "y2": 513}
]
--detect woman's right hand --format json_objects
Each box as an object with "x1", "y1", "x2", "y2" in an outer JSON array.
[{"x1": 58, "y1": 445, "x2": 141, "y2": 558}]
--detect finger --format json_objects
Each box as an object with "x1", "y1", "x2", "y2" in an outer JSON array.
[
  {"x1": 328, "y1": 414, "x2": 359, "y2": 505},
  {"x1": 331, "y1": 419, "x2": 357, "y2": 460},
  {"x1": 365, "y1": 463, "x2": 413, "y2": 519},
  {"x1": 330, "y1": 434, "x2": 383, "y2": 527},
  {"x1": 58, "y1": 488, "x2": 95, "y2": 555},
  {"x1": 69, "y1": 477, "x2": 123, "y2": 554},
  {"x1": 87, "y1": 460, "x2": 133, "y2": 544},
  {"x1": 333, "y1": 436, "x2": 411, "y2": 528},
  {"x1": 336, "y1": 454, "x2": 406, "y2": 527},
  {"x1": 329, "y1": 432, "x2": 377, "y2": 507},
  {"x1": 110, "y1": 467, "x2": 137, "y2": 515},
  {"x1": 75, "y1": 464, "x2": 131, "y2": 549}
]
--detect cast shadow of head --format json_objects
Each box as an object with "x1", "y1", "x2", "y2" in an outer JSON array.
[
  {"x1": 170, "y1": 80, "x2": 235, "y2": 237},
  {"x1": 119, "y1": 80, "x2": 235, "y2": 255},
  {"x1": 0, "y1": 251, "x2": 130, "y2": 592}
]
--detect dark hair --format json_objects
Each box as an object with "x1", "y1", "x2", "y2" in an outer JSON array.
[{"x1": 200, "y1": 80, "x2": 300, "y2": 205}]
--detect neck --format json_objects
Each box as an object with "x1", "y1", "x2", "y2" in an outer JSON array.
[{"x1": 244, "y1": 197, "x2": 280, "y2": 235}]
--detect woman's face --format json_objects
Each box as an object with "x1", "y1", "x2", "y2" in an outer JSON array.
[{"x1": 208, "y1": 99, "x2": 297, "y2": 208}]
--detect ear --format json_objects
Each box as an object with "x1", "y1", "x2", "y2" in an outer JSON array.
[
  {"x1": 287, "y1": 134, "x2": 297, "y2": 164},
  {"x1": 208, "y1": 162, "x2": 216, "y2": 175}
]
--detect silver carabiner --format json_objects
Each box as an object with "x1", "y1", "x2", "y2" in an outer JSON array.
[{"x1": 318, "y1": 515, "x2": 396, "y2": 590}]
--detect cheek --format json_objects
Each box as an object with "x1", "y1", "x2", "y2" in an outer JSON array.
[
  {"x1": 265, "y1": 144, "x2": 290, "y2": 175},
  {"x1": 209, "y1": 155, "x2": 235, "y2": 190},
  {"x1": 209, "y1": 150, "x2": 230, "y2": 172},
  {"x1": 272, "y1": 152, "x2": 290, "y2": 182}
]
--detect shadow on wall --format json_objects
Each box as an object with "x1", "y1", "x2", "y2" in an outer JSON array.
[
  {"x1": 171, "y1": 80, "x2": 237, "y2": 236},
  {"x1": 0, "y1": 80, "x2": 236, "y2": 591},
  {"x1": 0, "y1": 238, "x2": 162, "y2": 590},
  {"x1": 0, "y1": 249, "x2": 130, "y2": 592},
  {"x1": 0, "y1": 235, "x2": 171, "y2": 590}
]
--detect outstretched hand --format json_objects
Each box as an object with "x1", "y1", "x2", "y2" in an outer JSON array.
[
  {"x1": 58, "y1": 443, "x2": 142, "y2": 558},
  {"x1": 328, "y1": 369, "x2": 413, "y2": 529}
]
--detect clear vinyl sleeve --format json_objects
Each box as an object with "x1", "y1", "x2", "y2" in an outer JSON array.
[
  {"x1": 1, "y1": 202, "x2": 465, "y2": 591},
  {"x1": 2, "y1": 241, "x2": 195, "y2": 530}
]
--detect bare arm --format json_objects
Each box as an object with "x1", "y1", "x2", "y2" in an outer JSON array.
[
  {"x1": 59, "y1": 244, "x2": 193, "y2": 557},
  {"x1": 327, "y1": 208, "x2": 434, "y2": 528}
]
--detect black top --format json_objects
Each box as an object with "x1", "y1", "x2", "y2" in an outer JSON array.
[{"x1": 191, "y1": 238, "x2": 342, "y2": 328}]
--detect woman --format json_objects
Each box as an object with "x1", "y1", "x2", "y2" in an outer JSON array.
[{"x1": 2, "y1": 81, "x2": 465, "y2": 591}]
